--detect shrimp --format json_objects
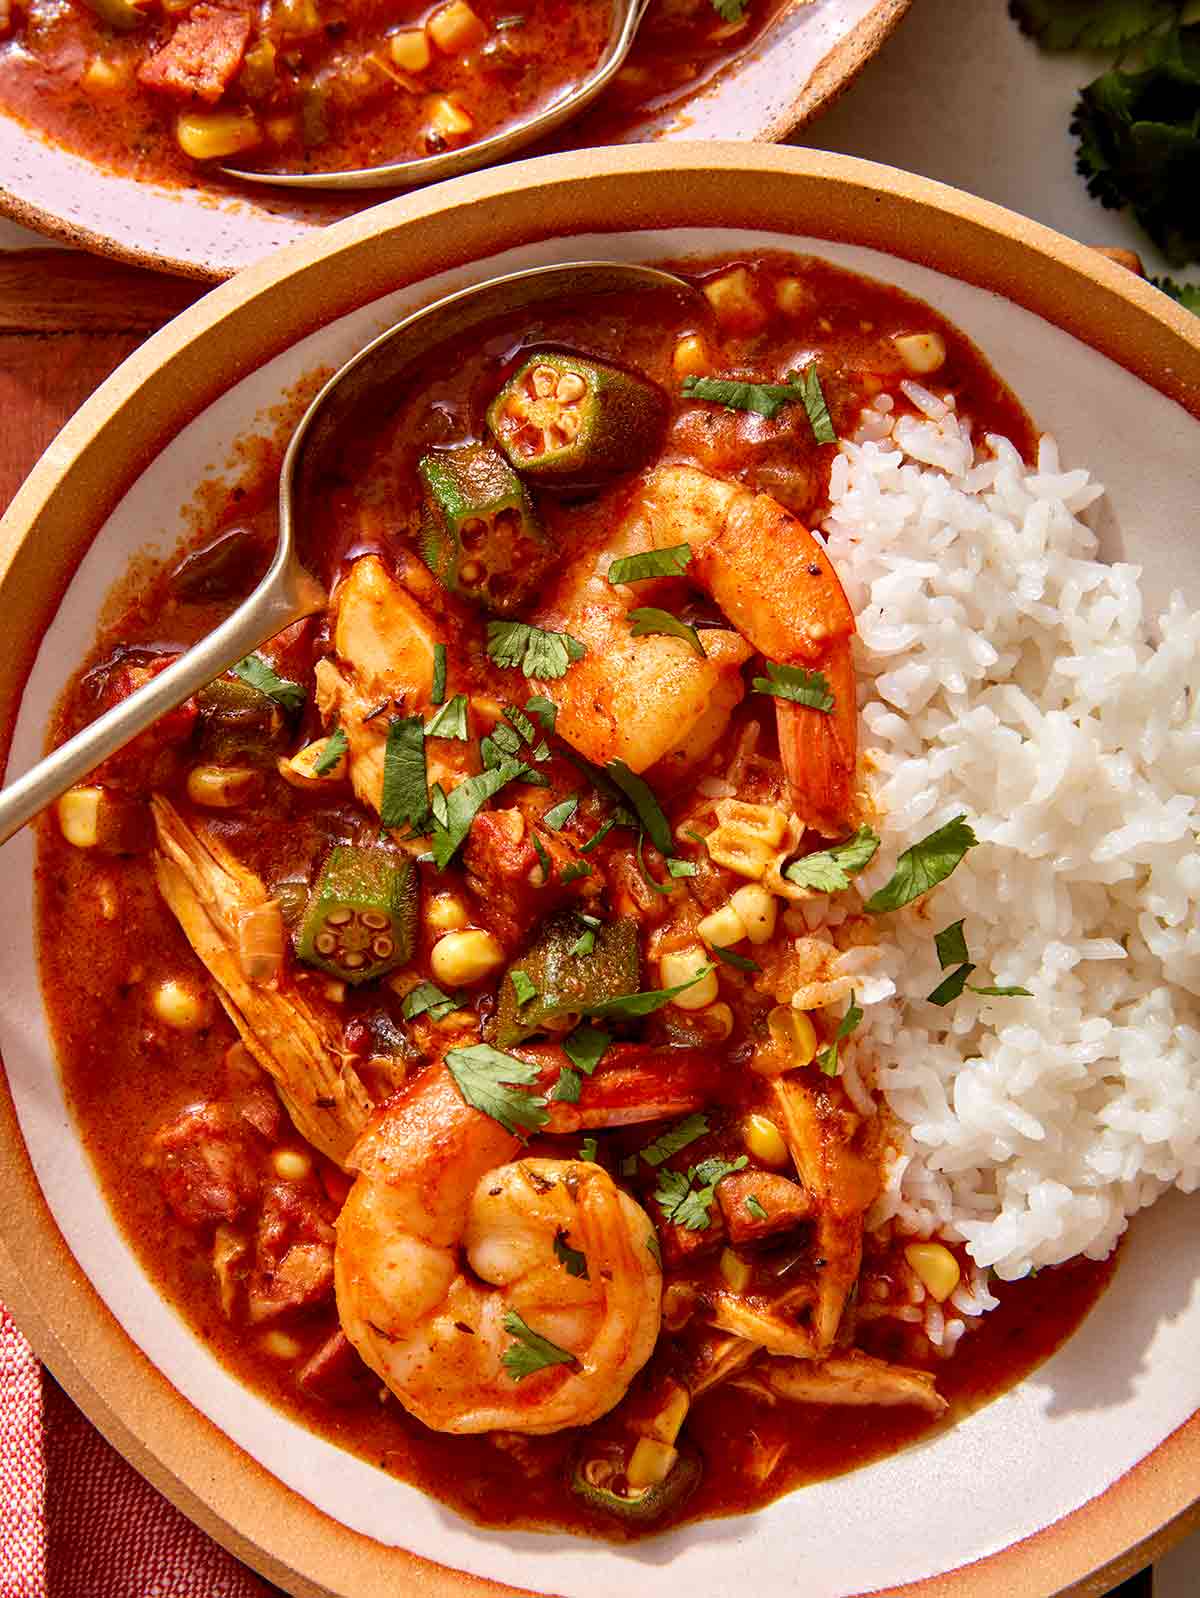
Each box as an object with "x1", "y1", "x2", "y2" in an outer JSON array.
[
  {"x1": 533, "y1": 465, "x2": 857, "y2": 835},
  {"x1": 315, "y1": 555, "x2": 476, "y2": 830},
  {"x1": 152, "y1": 796, "x2": 374, "y2": 1166},
  {"x1": 335, "y1": 1058, "x2": 667, "y2": 1433}
]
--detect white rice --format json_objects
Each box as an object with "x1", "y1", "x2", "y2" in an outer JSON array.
[{"x1": 820, "y1": 393, "x2": 1200, "y2": 1281}]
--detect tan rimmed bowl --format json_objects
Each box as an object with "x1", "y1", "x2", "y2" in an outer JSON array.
[
  {"x1": 0, "y1": 0, "x2": 909, "y2": 280},
  {"x1": 2, "y1": 145, "x2": 1200, "y2": 1598}
]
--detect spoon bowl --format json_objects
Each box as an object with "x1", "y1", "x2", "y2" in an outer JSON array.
[
  {"x1": 0, "y1": 259, "x2": 705, "y2": 848},
  {"x1": 221, "y1": 0, "x2": 651, "y2": 191}
]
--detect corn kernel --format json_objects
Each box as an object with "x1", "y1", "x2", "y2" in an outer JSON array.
[
  {"x1": 272, "y1": 1149, "x2": 312, "y2": 1182},
  {"x1": 893, "y1": 331, "x2": 947, "y2": 375},
  {"x1": 426, "y1": 94, "x2": 473, "y2": 140},
  {"x1": 186, "y1": 765, "x2": 262, "y2": 808},
  {"x1": 426, "y1": 894, "x2": 469, "y2": 934},
  {"x1": 672, "y1": 334, "x2": 711, "y2": 378},
  {"x1": 264, "y1": 114, "x2": 299, "y2": 146},
  {"x1": 323, "y1": 980, "x2": 347, "y2": 1004},
  {"x1": 57, "y1": 787, "x2": 103, "y2": 849},
  {"x1": 278, "y1": 737, "x2": 347, "y2": 789},
  {"x1": 702, "y1": 267, "x2": 767, "y2": 333},
  {"x1": 659, "y1": 946, "x2": 718, "y2": 1010},
  {"x1": 389, "y1": 26, "x2": 431, "y2": 70},
  {"x1": 431, "y1": 928, "x2": 504, "y2": 987},
  {"x1": 428, "y1": 0, "x2": 486, "y2": 52},
  {"x1": 260, "y1": 1330, "x2": 302, "y2": 1360},
  {"x1": 743, "y1": 1112, "x2": 789, "y2": 1167},
  {"x1": 151, "y1": 979, "x2": 205, "y2": 1031},
  {"x1": 175, "y1": 110, "x2": 262, "y2": 161},
  {"x1": 729, "y1": 884, "x2": 777, "y2": 945},
  {"x1": 774, "y1": 276, "x2": 811, "y2": 316},
  {"x1": 648, "y1": 1382, "x2": 691, "y2": 1445},
  {"x1": 697, "y1": 902, "x2": 746, "y2": 949},
  {"x1": 719, "y1": 1248, "x2": 753, "y2": 1292},
  {"x1": 905, "y1": 1242, "x2": 961, "y2": 1303},
  {"x1": 627, "y1": 1437, "x2": 678, "y2": 1489},
  {"x1": 82, "y1": 58, "x2": 131, "y2": 92},
  {"x1": 767, "y1": 1005, "x2": 818, "y2": 1067}
]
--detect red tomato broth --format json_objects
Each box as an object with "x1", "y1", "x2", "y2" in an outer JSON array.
[{"x1": 37, "y1": 252, "x2": 1103, "y2": 1541}]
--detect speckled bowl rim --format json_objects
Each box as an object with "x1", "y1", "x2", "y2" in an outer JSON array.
[
  {"x1": 2, "y1": 144, "x2": 1200, "y2": 1597},
  {"x1": 0, "y1": 0, "x2": 911, "y2": 280}
]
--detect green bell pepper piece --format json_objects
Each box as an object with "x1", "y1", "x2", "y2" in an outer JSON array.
[
  {"x1": 196, "y1": 677, "x2": 290, "y2": 766},
  {"x1": 487, "y1": 352, "x2": 666, "y2": 486},
  {"x1": 493, "y1": 912, "x2": 639, "y2": 1047},
  {"x1": 418, "y1": 444, "x2": 547, "y2": 616},
  {"x1": 571, "y1": 1443, "x2": 701, "y2": 1524},
  {"x1": 297, "y1": 845, "x2": 418, "y2": 985}
]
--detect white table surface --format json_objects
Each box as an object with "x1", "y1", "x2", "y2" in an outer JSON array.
[{"x1": 1, "y1": 0, "x2": 1196, "y2": 1590}]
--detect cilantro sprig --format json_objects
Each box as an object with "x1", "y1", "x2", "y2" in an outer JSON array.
[
  {"x1": 926, "y1": 920, "x2": 1032, "y2": 1007},
  {"x1": 487, "y1": 620, "x2": 586, "y2": 679},
  {"x1": 753, "y1": 661, "x2": 835, "y2": 712},
  {"x1": 231, "y1": 654, "x2": 306, "y2": 714},
  {"x1": 655, "y1": 1155, "x2": 748, "y2": 1231},
  {"x1": 608, "y1": 544, "x2": 692, "y2": 585},
  {"x1": 864, "y1": 815, "x2": 977, "y2": 913},
  {"x1": 817, "y1": 992, "x2": 863, "y2": 1076},
  {"x1": 445, "y1": 1043, "x2": 549, "y2": 1136},
  {"x1": 785, "y1": 826, "x2": 881, "y2": 893},
  {"x1": 312, "y1": 725, "x2": 348, "y2": 775},
  {"x1": 501, "y1": 1309, "x2": 578, "y2": 1381}
]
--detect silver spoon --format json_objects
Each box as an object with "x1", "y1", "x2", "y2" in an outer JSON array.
[
  {"x1": 221, "y1": 0, "x2": 650, "y2": 192},
  {"x1": 0, "y1": 260, "x2": 705, "y2": 847}
]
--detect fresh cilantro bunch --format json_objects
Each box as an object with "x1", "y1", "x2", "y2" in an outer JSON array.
[{"x1": 1011, "y1": 2, "x2": 1200, "y2": 269}]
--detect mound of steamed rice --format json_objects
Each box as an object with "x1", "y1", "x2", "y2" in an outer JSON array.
[{"x1": 819, "y1": 383, "x2": 1200, "y2": 1282}]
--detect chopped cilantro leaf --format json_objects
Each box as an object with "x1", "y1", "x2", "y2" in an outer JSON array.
[
  {"x1": 608, "y1": 543, "x2": 693, "y2": 584},
  {"x1": 927, "y1": 963, "x2": 977, "y2": 1007},
  {"x1": 969, "y1": 983, "x2": 1034, "y2": 998},
  {"x1": 553, "y1": 1066, "x2": 582, "y2": 1102},
  {"x1": 864, "y1": 815, "x2": 978, "y2": 913},
  {"x1": 429, "y1": 758, "x2": 531, "y2": 869},
  {"x1": 553, "y1": 1229, "x2": 589, "y2": 1279},
  {"x1": 785, "y1": 826, "x2": 881, "y2": 892},
  {"x1": 712, "y1": 944, "x2": 759, "y2": 973},
  {"x1": 752, "y1": 661, "x2": 834, "y2": 712},
  {"x1": 583, "y1": 966, "x2": 713, "y2": 1019},
  {"x1": 628, "y1": 606, "x2": 706, "y2": 657},
  {"x1": 402, "y1": 980, "x2": 461, "y2": 1022},
  {"x1": 231, "y1": 654, "x2": 306, "y2": 714},
  {"x1": 562, "y1": 1023, "x2": 610, "y2": 1076},
  {"x1": 816, "y1": 991, "x2": 863, "y2": 1076},
  {"x1": 445, "y1": 1043, "x2": 549, "y2": 1136},
  {"x1": 312, "y1": 725, "x2": 348, "y2": 775},
  {"x1": 640, "y1": 1112, "x2": 709, "y2": 1168},
  {"x1": 379, "y1": 716, "x2": 428, "y2": 831},
  {"x1": 543, "y1": 795, "x2": 579, "y2": 830},
  {"x1": 504, "y1": 704, "x2": 538, "y2": 745},
  {"x1": 570, "y1": 929, "x2": 596, "y2": 956},
  {"x1": 935, "y1": 919, "x2": 970, "y2": 970},
  {"x1": 510, "y1": 970, "x2": 538, "y2": 1007},
  {"x1": 656, "y1": 1155, "x2": 748, "y2": 1230},
  {"x1": 525, "y1": 695, "x2": 558, "y2": 733},
  {"x1": 559, "y1": 861, "x2": 593, "y2": 884},
  {"x1": 531, "y1": 832, "x2": 552, "y2": 884},
  {"x1": 799, "y1": 364, "x2": 836, "y2": 444},
  {"x1": 635, "y1": 832, "x2": 676, "y2": 897},
  {"x1": 431, "y1": 642, "x2": 447, "y2": 705},
  {"x1": 646, "y1": 1231, "x2": 663, "y2": 1267},
  {"x1": 501, "y1": 1308, "x2": 577, "y2": 1381},
  {"x1": 682, "y1": 372, "x2": 803, "y2": 421},
  {"x1": 424, "y1": 692, "x2": 469, "y2": 741},
  {"x1": 580, "y1": 1135, "x2": 598, "y2": 1162},
  {"x1": 746, "y1": 1194, "x2": 768, "y2": 1221},
  {"x1": 667, "y1": 858, "x2": 698, "y2": 878},
  {"x1": 487, "y1": 620, "x2": 586, "y2": 680},
  {"x1": 604, "y1": 759, "x2": 673, "y2": 854}
]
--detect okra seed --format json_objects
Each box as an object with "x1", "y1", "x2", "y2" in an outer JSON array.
[
  {"x1": 327, "y1": 909, "x2": 352, "y2": 926},
  {"x1": 556, "y1": 372, "x2": 587, "y2": 403},
  {"x1": 372, "y1": 937, "x2": 394, "y2": 958},
  {"x1": 361, "y1": 911, "x2": 389, "y2": 930},
  {"x1": 531, "y1": 366, "x2": 558, "y2": 397},
  {"x1": 315, "y1": 932, "x2": 337, "y2": 955}
]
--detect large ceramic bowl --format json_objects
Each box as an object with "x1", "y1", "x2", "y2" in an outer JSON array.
[
  {"x1": 2, "y1": 146, "x2": 1200, "y2": 1598},
  {"x1": 0, "y1": 0, "x2": 908, "y2": 279}
]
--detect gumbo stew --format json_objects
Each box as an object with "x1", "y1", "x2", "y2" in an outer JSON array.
[{"x1": 38, "y1": 253, "x2": 1113, "y2": 1537}]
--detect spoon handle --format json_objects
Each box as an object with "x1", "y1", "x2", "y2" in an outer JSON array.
[{"x1": 0, "y1": 568, "x2": 324, "y2": 849}]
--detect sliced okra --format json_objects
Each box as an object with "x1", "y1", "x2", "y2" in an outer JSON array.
[
  {"x1": 297, "y1": 844, "x2": 418, "y2": 986},
  {"x1": 418, "y1": 444, "x2": 548, "y2": 616}
]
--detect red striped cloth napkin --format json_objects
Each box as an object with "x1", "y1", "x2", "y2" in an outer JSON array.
[{"x1": 0, "y1": 1304, "x2": 279, "y2": 1598}]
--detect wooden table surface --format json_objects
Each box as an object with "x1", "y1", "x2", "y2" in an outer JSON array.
[{"x1": 0, "y1": 245, "x2": 1163, "y2": 1598}]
